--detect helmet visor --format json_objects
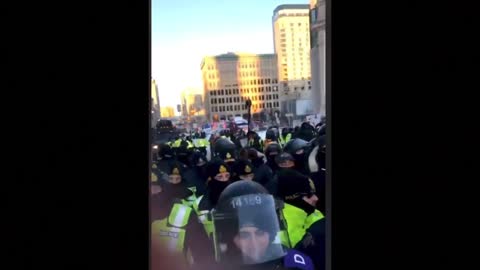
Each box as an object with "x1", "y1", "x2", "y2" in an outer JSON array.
[{"x1": 211, "y1": 194, "x2": 289, "y2": 265}]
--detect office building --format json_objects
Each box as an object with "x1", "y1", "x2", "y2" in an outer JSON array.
[
  {"x1": 201, "y1": 52, "x2": 280, "y2": 122},
  {"x1": 151, "y1": 78, "x2": 160, "y2": 126},
  {"x1": 273, "y1": 4, "x2": 315, "y2": 118},
  {"x1": 309, "y1": 0, "x2": 326, "y2": 116}
]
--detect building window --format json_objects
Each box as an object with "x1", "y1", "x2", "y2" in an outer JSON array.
[{"x1": 229, "y1": 97, "x2": 233, "y2": 103}]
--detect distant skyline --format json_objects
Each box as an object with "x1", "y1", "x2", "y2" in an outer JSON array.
[{"x1": 152, "y1": 0, "x2": 309, "y2": 111}]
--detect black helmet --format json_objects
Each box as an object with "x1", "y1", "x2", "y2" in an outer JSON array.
[
  {"x1": 201, "y1": 131, "x2": 206, "y2": 138},
  {"x1": 158, "y1": 143, "x2": 174, "y2": 159},
  {"x1": 190, "y1": 150, "x2": 208, "y2": 167},
  {"x1": 283, "y1": 138, "x2": 309, "y2": 156},
  {"x1": 265, "y1": 143, "x2": 282, "y2": 157},
  {"x1": 214, "y1": 137, "x2": 237, "y2": 161},
  {"x1": 232, "y1": 159, "x2": 255, "y2": 181},
  {"x1": 281, "y1": 127, "x2": 289, "y2": 136},
  {"x1": 265, "y1": 129, "x2": 278, "y2": 141},
  {"x1": 275, "y1": 152, "x2": 295, "y2": 166}
]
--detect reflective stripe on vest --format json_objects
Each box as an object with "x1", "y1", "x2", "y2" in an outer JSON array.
[
  {"x1": 152, "y1": 203, "x2": 192, "y2": 253},
  {"x1": 274, "y1": 230, "x2": 291, "y2": 248},
  {"x1": 192, "y1": 195, "x2": 214, "y2": 238}
]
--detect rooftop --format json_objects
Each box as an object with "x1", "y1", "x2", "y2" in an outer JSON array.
[{"x1": 273, "y1": 4, "x2": 310, "y2": 15}]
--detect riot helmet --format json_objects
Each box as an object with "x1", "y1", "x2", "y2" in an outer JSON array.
[{"x1": 211, "y1": 180, "x2": 289, "y2": 265}]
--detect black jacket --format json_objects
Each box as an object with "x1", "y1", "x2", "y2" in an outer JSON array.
[
  {"x1": 251, "y1": 158, "x2": 274, "y2": 187},
  {"x1": 294, "y1": 218, "x2": 326, "y2": 270},
  {"x1": 183, "y1": 166, "x2": 208, "y2": 197}
]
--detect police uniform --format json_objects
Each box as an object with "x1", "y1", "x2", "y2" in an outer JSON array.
[
  {"x1": 192, "y1": 160, "x2": 233, "y2": 238},
  {"x1": 155, "y1": 161, "x2": 197, "y2": 207},
  {"x1": 247, "y1": 131, "x2": 264, "y2": 153},
  {"x1": 247, "y1": 148, "x2": 275, "y2": 188},
  {"x1": 151, "y1": 199, "x2": 215, "y2": 267},
  {"x1": 277, "y1": 169, "x2": 325, "y2": 248},
  {"x1": 210, "y1": 180, "x2": 316, "y2": 270}
]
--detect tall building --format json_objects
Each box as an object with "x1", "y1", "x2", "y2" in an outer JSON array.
[
  {"x1": 309, "y1": 0, "x2": 326, "y2": 116},
  {"x1": 151, "y1": 78, "x2": 161, "y2": 127},
  {"x1": 160, "y1": 106, "x2": 175, "y2": 118},
  {"x1": 273, "y1": 4, "x2": 314, "y2": 118},
  {"x1": 180, "y1": 87, "x2": 204, "y2": 117},
  {"x1": 201, "y1": 53, "x2": 280, "y2": 122}
]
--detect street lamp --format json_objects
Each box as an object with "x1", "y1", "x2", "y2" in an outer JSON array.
[{"x1": 245, "y1": 99, "x2": 252, "y2": 133}]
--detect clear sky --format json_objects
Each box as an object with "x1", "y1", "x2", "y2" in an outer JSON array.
[{"x1": 152, "y1": 0, "x2": 308, "y2": 111}]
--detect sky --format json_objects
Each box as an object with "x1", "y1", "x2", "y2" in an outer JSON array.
[{"x1": 152, "y1": 0, "x2": 309, "y2": 111}]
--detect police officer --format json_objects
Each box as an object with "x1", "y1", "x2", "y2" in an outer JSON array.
[
  {"x1": 294, "y1": 218, "x2": 326, "y2": 270},
  {"x1": 247, "y1": 131, "x2": 264, "y2": 153},
  {"x1": 264, "y1": 153, "x2": 297, "y2": 197},
  {"x1": 232, "y1": 158, "x2": 255, "y2": 182},
  {"x1": 183, "y1": 150, "x2": 209, "y2": 197},
  {"x1": 306, "y1": 134, "x2": 326, "y2": 213},
  {"x1": 210, "y1": 180, "x2": 316, "y2": 270},
  {"x1": 213, "y1": 137, "x2": 237, "y2": 169},
  {"x1": 263, "y1": 128, "x2": 279, "y2": 152},
  {"x1": 150, "y1": 165, "x2": 215, "y2": 268},
  {"x1": 279, "y1": 127, "x2": 292, "y2": 148},
  {"x1": 192, "y1": 159, "x2": 233, "y2": 238},
  {"x1": 154, "y1": 143, "x2": 176, "y2": 178},
  {"x1": 195, "y1": 131, "x2": 209, "y2": 157},
  {"x1": 247, "y1": 148, "x2": 274, "y2": 188},
  {"x1": 295, "y1": 122, "x2": 316, "y2": 142},
  {"x1": 176, "y1": 139, "x2": 195, "y2": 166},
  {"x1": 156, "y1": 160, "x2": 197, "y2": 207},
  {"x1": 276, "y1": 169, "x2": 324, "y2": 248},
  {"x1": 283, "y1": 138, "x2": 310, "y2": 175},
  {"x1": 264, "y1": 143, "x2": 283, "y2": 175}
]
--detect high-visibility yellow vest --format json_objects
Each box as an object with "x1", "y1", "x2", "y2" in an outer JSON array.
[
  {"x1": 195, "y1": 138, "x2": 209, "y2": 148},
  {"x1": 192, "y1": 195, "x2": 214, "y2": 238},
  {"x1": 151, "y1": 203, "x2": 193, "y2": 253},
  {"x1": 282, "y1": 203, "x2": 324, "y2": 247},
  {"x1": 172, "y1": 139, "x2": 182, "y2": 148}
]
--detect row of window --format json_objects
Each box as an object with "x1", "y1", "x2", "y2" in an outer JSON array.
[
  {"x1": 211, "y1": 94, "x2": 280, "y2": 105},
  {"x1": 211, "y1": 86, "x2": 279, "y2": 97},
  {"x1": 211, "y1": 102, "x2": 280, "y2": 112},
  {"x1": 208, "y1": 78, "x2": 278, "y2": 89}
]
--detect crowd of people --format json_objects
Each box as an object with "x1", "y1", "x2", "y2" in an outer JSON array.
[{"x1": 151, "y1": 120, "x2": 326, "y2": 270}]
